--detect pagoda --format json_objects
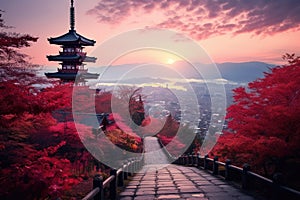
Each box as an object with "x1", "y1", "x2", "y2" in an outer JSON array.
[{"x1": 45, "y1": 0, "x2": 99, "y2": 81}]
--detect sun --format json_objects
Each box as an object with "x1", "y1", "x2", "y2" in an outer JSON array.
[{"x1": 166, "y1": 58, "x2": 175, "y2": 65}]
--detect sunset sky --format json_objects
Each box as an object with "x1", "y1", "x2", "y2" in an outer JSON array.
[{"x1": 1, "y1": 0, "x2": 300, "y2": 66}]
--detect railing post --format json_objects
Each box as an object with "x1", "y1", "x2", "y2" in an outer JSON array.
[
  {"x1": 123, "y1": 162, "x2": 128, "y2": 180},
  {"x1": 128, "y1": 159, "x2": 133, "y2": 176},
  {"x1": 196, "y1": 154, "x2": 200, "y2": 168},
  {"x1": 118, "y1": 169, "x2": 124, "y2": 187},
  {"x1": 131, "y1": 158, "x2": 134, "y2": 175},
  {"x1": 93, "y1": 174, "x2": 103, "y2": 200},
  {"x1": 131, "y1": 158, "x2": 134, "y2": 174},
  {"x1": 225, "y1": 159, "x2": 231, "y2": 181},
  {"x1": 213, "y1": 156, "x2": 219, "y2": 175},
  {"x1": 134, "y1": 157, "x2": 138, "y2": 172},
  {"x1": 272, "y1": 173, "x2": 284, "y2": 200},
  {"x1": 132, "y1": 158, "x2": 135, "y2": 173},
  {"x1": 185, "y1": 154, "x2": 189, "y2": 165},
  {"x1": 242, "y1": 163, "x2": 251, "y2": 189},
  {"x1": 204, "y1": 155, "x2": 208, "y2": 170},
  {"x1": 110, "y1": 169, "x2": 117, "y2": 200},
  {"x1": 132, "y1": 158, "x2": 136, "y2": 174},
  {"x1": 194, "y1": 154, "x2": 197, "y2": 166},
  {"x1": 180, "y1": 156, "x2": 184, "y2": 165}
]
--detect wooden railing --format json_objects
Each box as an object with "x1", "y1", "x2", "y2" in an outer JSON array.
[
  {"x1": 174, "y1": 154, "x2": 300, "y2": 200},
  {"x1": 82, "y1": 157, "x2": 143, "y2": 200}
]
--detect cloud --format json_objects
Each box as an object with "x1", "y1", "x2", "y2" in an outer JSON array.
[{"x1": 87, "y1": 0, "x2": 300, "y2": 40}]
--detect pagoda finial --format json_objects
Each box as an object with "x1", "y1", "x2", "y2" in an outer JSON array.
[{"x1": 70, "y1": 0, "x2": 75, "y2": 30}]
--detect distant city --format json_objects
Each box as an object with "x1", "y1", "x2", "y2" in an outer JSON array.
[{"x1": 38, "y1": 61, "x2": 275, "y2": 139}]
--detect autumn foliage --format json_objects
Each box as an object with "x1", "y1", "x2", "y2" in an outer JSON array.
[
  {"x1": 212, "y1": 54, "x2": 300, "y2": 187},
  {"x1": 0, "y1": 13, "x2": 143, "y2": 199},
  {"x1": 0, "y1": 82, "x2": 144, "y2": 199}
]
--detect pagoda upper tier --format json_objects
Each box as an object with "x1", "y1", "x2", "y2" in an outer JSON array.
[{"x1": 48, "y1": 29, "x2": 95, "y2": 46}]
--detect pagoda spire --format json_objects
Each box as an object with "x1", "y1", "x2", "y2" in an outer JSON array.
[{"x1": 70, "y1": 0, "x2": 75, "y2": 30}]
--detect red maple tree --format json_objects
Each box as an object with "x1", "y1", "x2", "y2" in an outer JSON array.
[{"x1": 212, "y1": 54, "x2": 300, "y2": 183}]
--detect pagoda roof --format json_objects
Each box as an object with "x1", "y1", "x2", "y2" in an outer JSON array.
[
  {"x1": 45, "y1": 71, "x2": 99, "y2": 80},
  {"x1": 47, "y1": 54, "x2": 97, "y2": 62},
  {"x1": 48, "y1": 30, "x2": 96, "y2": 46}
]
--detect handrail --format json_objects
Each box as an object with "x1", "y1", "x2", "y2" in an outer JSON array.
[
  {"x1": 175, "y1": 154, "x2": 300, "y2": 200},
  {"x1": 82, "y1": 188, "x2": 99, "y2": 200},
  {"x1": 102, "y1": 175, "x2": 115, "y2": 188},
  {"x1": 228, "y1": 164, "x2": 243, "y2": 172},
  {"x1": 216, "y1": 160, "x2": 225, "y2": 165},
  {"x1": 248, "y1": 171, "x2": 273, "y2": 184},
  {"x1": 281, "y1": 185, "x2": 300, "y2": 196},
  {"x1": 81, "y1": 156, "x2": 143, "y2": 200}
]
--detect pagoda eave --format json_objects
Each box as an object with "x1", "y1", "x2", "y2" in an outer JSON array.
[
  {"x1": 47, "y1": 54, "x2": 81, "y2": 62},
  {"x1": 48, "y1": 40, "x2": 95, "y2": 46},
  {"x1": 45, "y1": 72, "x2": 77, "y2": 80},
  {"x1": 45, "y1": 71, "x2": 99, "y2": 80},
  {"x1": 47, "y1": 55, "x2": 96, "y2": 63}
]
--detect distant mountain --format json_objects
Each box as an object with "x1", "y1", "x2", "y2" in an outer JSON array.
[
  {"x1": 216, "y1": 62, "x2": 275, "y2": 83},
  {"x1": 172, "y1": 61, "x2": 275, "y2": 83},
  {"x1": 43, "y1": 61, "x2": 276, "y2": 84}
]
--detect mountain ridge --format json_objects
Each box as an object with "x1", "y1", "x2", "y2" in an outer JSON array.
[
  {"x1": 89, "y1": 61, "x2": 275, "y2": 83},
  {"x1": 42, "y1": 61, "x2": 276, "y2": 84}
]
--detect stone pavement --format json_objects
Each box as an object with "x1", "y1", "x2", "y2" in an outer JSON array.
[
  {"x1": 143, "y1": 137, "x2": 169, "y2": 166},
  {"x1": 119, "y1": 137, "x2": 258, "y2": 200},
  {"x1": 119, "y1": 164, "x2": 258, "y2": 200}
]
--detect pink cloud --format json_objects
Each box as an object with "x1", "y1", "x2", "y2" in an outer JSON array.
[{"x1": 87, "y1": 0, "x2": 300, "y2": 40}]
